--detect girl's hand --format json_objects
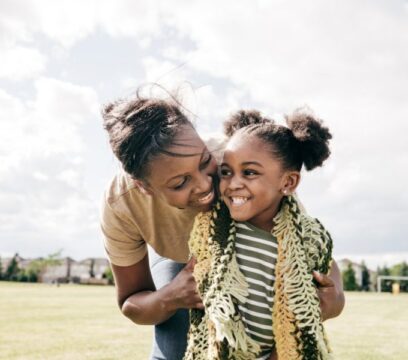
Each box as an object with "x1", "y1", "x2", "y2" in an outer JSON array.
[
  {"x1": 313, "y1": 260, "x2": 345, "y2": 321},
  {"x1": 267, "y1": 349, "x2": 278, "y2": 360}
]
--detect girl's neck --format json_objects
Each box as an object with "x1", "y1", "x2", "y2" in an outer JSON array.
[{"x1": 247, "y1": 200, "x2": 282, "y2": 233}]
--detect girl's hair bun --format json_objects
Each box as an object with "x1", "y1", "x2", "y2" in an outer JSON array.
[
  {"x1": 224, "y1": 110, "x2": 273, "y2": 137},
  {"x1": 286, "y1": 108, "x2": 332, "y2": 170}
]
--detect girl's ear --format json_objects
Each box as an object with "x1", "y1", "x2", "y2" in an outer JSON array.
[
  {"x1": 281, "y1": 171, "x2": 301, "y2": 196},
  {"x1": 134, "y1": 179, "x2": 154, "y2": 196}
]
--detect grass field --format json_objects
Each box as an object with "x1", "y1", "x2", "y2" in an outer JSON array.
[{"x1": 1, "y1": 282, "x2": 407, "y2": 359}]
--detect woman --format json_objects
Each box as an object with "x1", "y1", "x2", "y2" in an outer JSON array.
[{"x1": 100, "y1": 93, "x2": 345, "y2": 360}]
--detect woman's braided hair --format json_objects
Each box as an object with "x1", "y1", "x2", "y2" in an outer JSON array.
[{"x1": 102, "y1": 94, "x2": 191, "y2": 180}]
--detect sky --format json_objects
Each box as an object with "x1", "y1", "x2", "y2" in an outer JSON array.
[{"x1": 0, "y1": 0, "x2": 407, "y2": 270}]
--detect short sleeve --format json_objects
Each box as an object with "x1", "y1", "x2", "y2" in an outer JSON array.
[{"x1": 100, "y1": 197, "x2": 147, "y2": 267}]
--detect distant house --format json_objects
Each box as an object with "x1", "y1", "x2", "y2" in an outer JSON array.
[
  {"x1": 71, "y1": 258, "x2": 110, "y2": 283},
  {"x1": 337, "y1": 258, "x2": 376, "y2": 291},
  {"x1": 40, "y1": 257, "x2": 73, "y2": 283},
  {"x1": 40, "y1": 257, "x2": 110, "y2": 284}
]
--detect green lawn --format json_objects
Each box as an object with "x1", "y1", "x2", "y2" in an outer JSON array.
[{"x1": 1, "y1": 282, "x2": 407, "y2": 359}]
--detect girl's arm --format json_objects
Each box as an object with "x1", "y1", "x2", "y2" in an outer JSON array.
[
  {"x1": 111, "y1": 255, "x2": 203, "y2": 325},
  {"x1": 313, "y1": 259, "x2": 345, "y2": 321}
]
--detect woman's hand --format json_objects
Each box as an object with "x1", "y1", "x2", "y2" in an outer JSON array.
[
  {"x1": 313, "y1": 260, "x2": 345, "y2": 321},
  {"x1": 162, "y1": 257, "x2": 204, "y2": 311},
  {"x1": 111, "y1": 254, "x2": 202, "y2": 325}
]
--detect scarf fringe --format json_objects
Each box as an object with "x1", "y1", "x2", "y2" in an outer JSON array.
[{"x1": 185, "y1": 196, "x2": 333, "y2": 360}]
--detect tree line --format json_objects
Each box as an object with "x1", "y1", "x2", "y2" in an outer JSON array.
[
  {"x1": 342, "y1": 261, "x2": 408, "y2": 292},
  {"x1": 2, "y1": 253, "x2": 407, "y2": 291},
  {"x1": 0, "y1": 253, "x2": 62, "y2": 282},
  {"x1": 0, "y1": 253, "x2": 114, "y2": 284}
]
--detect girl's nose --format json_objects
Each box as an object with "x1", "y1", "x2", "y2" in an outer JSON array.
[{"x1": 228, "y1": 175, "x2": 244, "y2": 190}]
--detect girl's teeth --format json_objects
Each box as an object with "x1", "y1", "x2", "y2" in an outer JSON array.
[{"x1": 231, "y1": 197, "x2": 248, "y2": 205}]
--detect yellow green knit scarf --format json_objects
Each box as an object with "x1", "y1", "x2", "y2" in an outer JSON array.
[{"x1": 184, "y1": 195, "x2": 333, "y2": 360}]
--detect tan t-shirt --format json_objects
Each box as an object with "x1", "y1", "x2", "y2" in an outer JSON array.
[{"x1": 100, "y1": 171, "x2": 199, "y2": 266}]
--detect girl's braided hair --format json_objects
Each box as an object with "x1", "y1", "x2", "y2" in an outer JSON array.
[{"x1": 223, "y1": 108, "x2": 332, "y2": 171}]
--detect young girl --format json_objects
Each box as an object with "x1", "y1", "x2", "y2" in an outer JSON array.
[{"x1": 185, "y1": 109, "x2": 335, "y2": 360}]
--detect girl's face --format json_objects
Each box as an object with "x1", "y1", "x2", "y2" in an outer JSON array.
[
  {"x1": 219, "y1": 134, "x2": 291, "y2": 232},
  {"x1": 143, "y1": 125, "x2": 218, "y2": 211}
]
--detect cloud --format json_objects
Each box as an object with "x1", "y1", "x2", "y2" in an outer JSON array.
[
  {"x1": 0, "y1": 0, "x2": 97, "y2": 48},
  {"x1": 0, "y1": 80, "x2": 101, "y2": 258},
  {"x1": 0, "y1": 45, "x2": 47, "y2": 80}
]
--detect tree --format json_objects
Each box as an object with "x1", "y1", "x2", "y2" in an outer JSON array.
[
  {"x1": 103, "y1": 266, "x2": 114, "y2": 285},
  {"x1": 5, "y1": 253, "x2": 21, "y2": 281},
  {"x1": 342, "y1": 263, "x2": 358, "y2": 291},
  {"x1": 89, "y1": 259, "x2": 95, "y2": 278},
  {"x1": 360, "y1": 261, "x2": 370, "y2": 291},
  {"x1": 390, "y1": 261, "x2": 408, "y2": 292},
  {"x1": 377, "y1": 265, "x2": 392, "y2": 292},
  {"x1": 0, "y1": 256, "x2": 3, "y2": 280}
]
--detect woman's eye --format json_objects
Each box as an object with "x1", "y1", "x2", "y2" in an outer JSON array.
[
  {"x1": 200, "y1": 153, "x2": 212, "y2": 169},
  {"x1": 173, "y1": 178, "x2": 188, "y2": 190}
]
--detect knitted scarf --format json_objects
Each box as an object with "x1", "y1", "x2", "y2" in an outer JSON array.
[{"x1": 184, "y1": 195, "x2": 333, "y2": 360}]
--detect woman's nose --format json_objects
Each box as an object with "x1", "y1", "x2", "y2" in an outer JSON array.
[{"x1": 194, "y1": 173, "x2": 212, "y2": 194}]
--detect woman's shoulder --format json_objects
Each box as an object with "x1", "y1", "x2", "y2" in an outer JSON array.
[{"x1": 103, "y1": 171, "x2": 144, "y2": 206}]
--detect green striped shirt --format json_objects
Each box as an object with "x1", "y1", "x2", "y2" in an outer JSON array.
[{"x1": 235, "y1": 221, "x2": 277, "y2": 360}]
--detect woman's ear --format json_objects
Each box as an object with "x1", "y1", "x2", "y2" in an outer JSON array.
[
  {"x1": 134, "y1": 179, "x2": 154, "y2": 196},
  {"x1": 281, "y1": 171, "x2": 301, "y2": 196}
]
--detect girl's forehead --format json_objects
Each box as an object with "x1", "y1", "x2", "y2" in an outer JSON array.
[
  {"x1": 226, "y1": 133, "x2": 267, "y2": 152},
  {"x1": 223, "y1": 133, "x2": 278, "y2": 165}
]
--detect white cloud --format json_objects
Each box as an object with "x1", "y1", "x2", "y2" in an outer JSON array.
[
  {"x1": 0, "y1": 0, "x2": 97, "y2": 48},
  {"x1": 0, "y1": 81, "x2": 101, "y2": 258},
  {"x1": 98, "y1": 0, "x2": 161, "y2": 39},
  {"x1": 56, "y1": 169, "x2": 81, "y2": 188},
  {"x1": 0, "y1": 45, "x2": 47, "y2": 80}
]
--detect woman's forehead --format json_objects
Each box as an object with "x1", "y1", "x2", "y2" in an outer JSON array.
[
  {"x1": 171, "y1": 125, "x2": 205, "y2": 149},
  {"x1": 147, "y1": 128, "x2": 207, "y2": 184}
]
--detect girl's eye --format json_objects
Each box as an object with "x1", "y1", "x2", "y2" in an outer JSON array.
[
  {"x1": 219, "y1": 168, "x2": 231, "y2": 177},
  {"x1": 173, "y1": 177, "x2": 188, "y2": 190},
  {"x1": 243, "y1": 169, "x2": 258, "y2": 177}
]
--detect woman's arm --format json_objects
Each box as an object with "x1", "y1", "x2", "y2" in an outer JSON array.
[
  {"x1": 112, "y1": 254, "x2": 203, "y2": 325},
  {"x1": 313, "y1": 259, "x2": 345, "y2": 321}
]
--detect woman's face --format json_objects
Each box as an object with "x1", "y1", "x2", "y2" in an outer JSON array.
[{"x1": 144, "y1": 125, "x2": 218, "y2": 211}]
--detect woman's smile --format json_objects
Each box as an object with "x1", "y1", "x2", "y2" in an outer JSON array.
[{"x1": 193, "y1": 187, "x2": 215, "y2": 206}]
